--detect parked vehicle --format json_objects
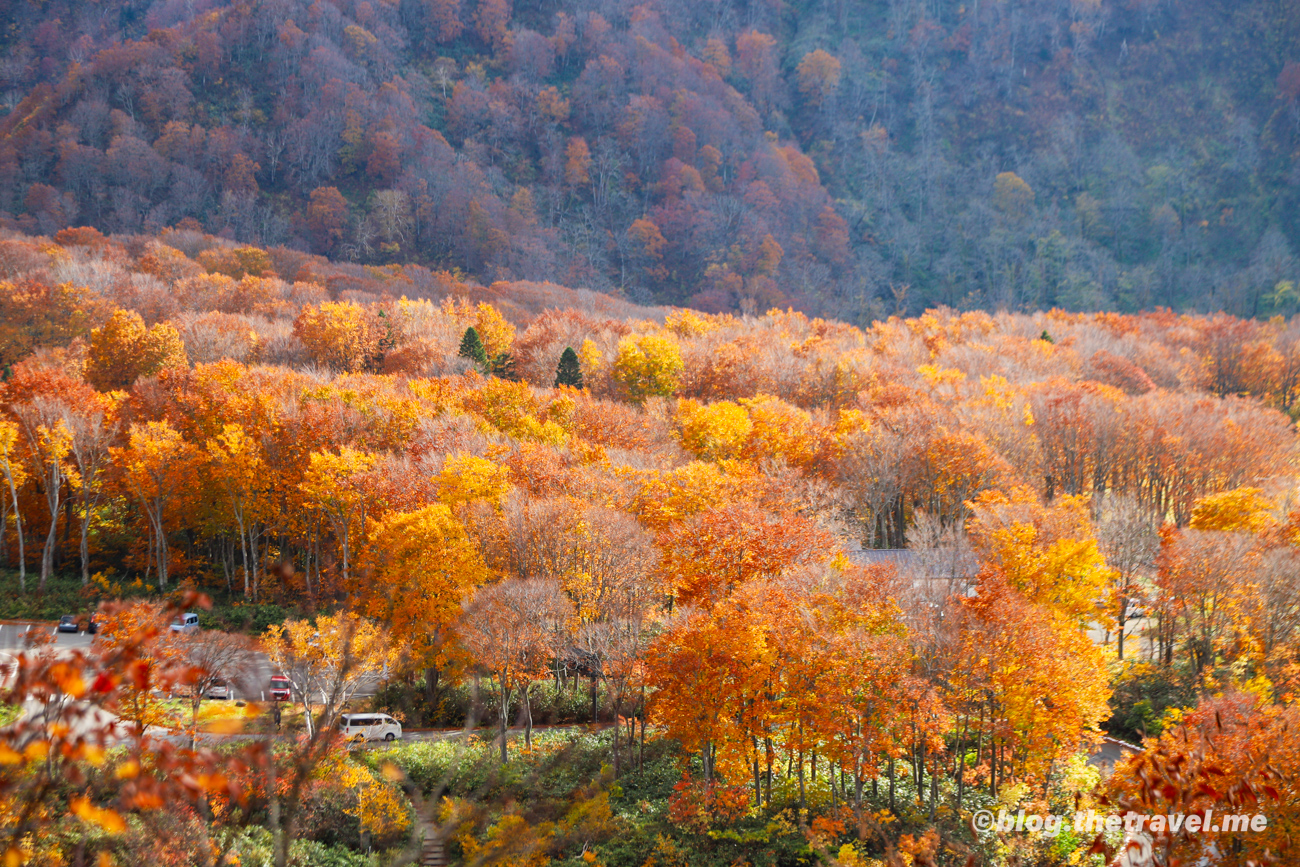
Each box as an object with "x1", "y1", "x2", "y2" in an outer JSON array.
[
  {"x1": 169, "y1": 612, "x2": 200, "y2": 633},
  {"x1": 205, "y1": 679, "x2": 230, "y2": 700},
  {"x1": 269, "y1": 675, "x2": 291, "y2": 701},
  {"x1": 57, "y1": 615, "x2": 79, "y2": 633},
  {"x1": 338, "y1": 713, "x2": 402, "y2": 742}
]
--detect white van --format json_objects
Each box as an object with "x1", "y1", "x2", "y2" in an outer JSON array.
[
  {"x1": 338, "y1": 713, "x2": 402, "y2": 742},
  {"x1": 169, "y1": 612, "x2": 200, "y2": 633}
]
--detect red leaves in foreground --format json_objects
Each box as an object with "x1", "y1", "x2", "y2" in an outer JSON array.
[{"x1": 0, "y1": 592, "x2": 264, "y2": 862}]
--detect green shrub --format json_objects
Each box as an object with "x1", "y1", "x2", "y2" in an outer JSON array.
[
  {"x1": 1106, "y1": 661, "x2": 1196, "y2": 740},
  {"x1": 0, "y1": 569, "x2": 95, "y2": 621},
  {"x1": 230, "y1": 826, "x2": 390, "y2": 867},
  {"x1": 202, "y1": 602, "x2": 289, "y2": 633},
  {"x1": 370, "y1": 677, "x2": 625, "y2": 728}
]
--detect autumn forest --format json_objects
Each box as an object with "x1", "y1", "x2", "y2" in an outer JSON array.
[
  {"x1": 2, "y1": 0, "x2": 1300, "y2": 865},
  {"x1": 0, "y1": 221, "x2": 1295, "y2": 864}
]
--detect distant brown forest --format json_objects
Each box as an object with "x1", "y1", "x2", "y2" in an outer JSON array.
[{"x1": 1, "y1": 0, "x2": 1299, "y2": 321}]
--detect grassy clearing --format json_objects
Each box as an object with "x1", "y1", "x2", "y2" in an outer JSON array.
[{"x1": 0, "y1": 569, "x2": 97, "y2": 621}]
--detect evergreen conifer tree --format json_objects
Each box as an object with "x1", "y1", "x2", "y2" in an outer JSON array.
[
  {"x1": 458, "y1": 327, "x2": 489, "y2": 371},
  {"x1": 554, "y1": 346, "x2": 584, "y2": 389},
  {"x1": 491, "y1": 352, "x2": 518, "y2": 381}
]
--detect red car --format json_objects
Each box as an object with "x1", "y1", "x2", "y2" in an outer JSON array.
[{"x1": 269, "y1": 675, "x2": 291, "y2": 701}]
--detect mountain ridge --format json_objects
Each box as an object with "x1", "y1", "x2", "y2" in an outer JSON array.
[{"x1": 1, "y1": 0, "x2": 1298, "y2": 320}]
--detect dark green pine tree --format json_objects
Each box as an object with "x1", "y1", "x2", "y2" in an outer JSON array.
[
  {"x1": 1039, "y1": 330, "x2": 1054, "y2": 344},
  {"x1": 554, "y1": 346, "x2": 584, "y2": 389},
  {"x1": 491, "y1": 351, "x2": 518, "y2": 381},
  {"x1": 458, "y1": 326, "x2": 489, "y2": 371}
]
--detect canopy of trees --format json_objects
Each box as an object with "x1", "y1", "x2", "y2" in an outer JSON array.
[{"x1": 1, "y1": 227, "x2": 1300, "y2": 863}]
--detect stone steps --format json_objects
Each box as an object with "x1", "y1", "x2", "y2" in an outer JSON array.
[{"x1": 409, "y1": 790, "x2": 447, "y2": 867}]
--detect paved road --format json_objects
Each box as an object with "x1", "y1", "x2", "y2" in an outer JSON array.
[
  {"x1": 1086, "y1": 613, "x2": 1156, "y2": 660},
  {"x1": 2, "y1": 622, "x2": 383, "y2": 702},
  {"x1": 0, "y1": 621, "x2": 94, "y2": 652},
  {"x1": 1088, "y1": 736, "x2": 1140, "y2": 775}
]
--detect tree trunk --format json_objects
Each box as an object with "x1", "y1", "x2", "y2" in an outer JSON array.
[
  {"x1": 424, "y1": 666, "x2": 440, "y2": 708},
  {"x1": 300, "y1": 688, "x2": 314, "y2": 738},
  {"x1": 928, "y1": 754, "x2": 938, "y2": 820},
  {"x1": 915, "y1": 738, "x2": 925, "y2": 807},
  {"x1": 765, "y1": 738, "x2": 773, "y2": 807},
  {"x1": 523, "y1": 682, "x2": 533, "y2": 751},
  {"x1": 499, "y1": 677, "x2": 509, "y2": 763},
  {"x1": 237, "y1": 511, "x2": 250, "y2": 600},
  {"x1": 888, "y1": 757, "x2": 895, "y2": 812},
  {"x1": 5, "y1": 467, "x2": 25, "y2": 590},
  {"x1": 956, "y1": 716, "x2": 969, "y2": 809},
  {"x1": 798, "y1": 745, "x2": 805, "y2": 809},
  {"x1": 610, "y1": 698, "x2": 619, "y2": 777},
  {"x1": 40, "y1": 506, "x2": 58, "y2": 591},
  {"x1": 190, "y1": 695, "x2": 202, "y2": 750}
]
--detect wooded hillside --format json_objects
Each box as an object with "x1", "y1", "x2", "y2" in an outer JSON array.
[{"x1": 2, "y1": 0, "x2": 1298, "y2": 320}]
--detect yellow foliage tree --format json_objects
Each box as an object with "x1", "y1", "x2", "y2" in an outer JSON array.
[
  {"x1": 740, "y1": 394, "x2": 822, "y2": 469},
  {"x1": 1189, "y1": 487, "x2": 1275, "y2": 533},
  {"x1": 968, "y1": 487, "x2": 1114, "y2": 625},
  {"x1": 112, "y1": 421, "x2": 197, "y2": 589},
  {"x1": 299, "y1": 448, "x2": 378, "y2": 584},
  {"x1": 293, "y1": 300, "x2": 380, "y2": 372},
  {"x1": 993, "y1": 171, "x2": 1035, "y2": 219},
  {"x1": 262, "y1": 612, "x2": 393, "y2": 737},
  {"x1": 85, "y1": 309, "x2": 187, "y2": 391},
  {"x1": 321, "y1": 754, "x2": 412, "y2": 840},
  {"x1": 674, "y1": 399, "x2": 753, "y2": 461},
  {"x1": 628, "y1": 461, "x2": 747, "y2": 531},
  {"x1": 195, "y1": 245, "x2": 273, "y2": 280},
  {"x1": 438, "y1": 298, "x2": 516, "y2": 358},
  {"x1": 438, "y1": 453, "x2": 511, "y2": 508},
  {"x1": 360, "y1": 504, "x2": 492, "y2": 676},
  {"x1": 613, "y1": 333, "x2": 683, "y2": 402},
  {"x1": 0, "y1": 421, "x2": 27, "y2": 589},
  {"x1": 205, "y1": 423, "x2": 271, "y2": 599},
  {"x1": 473, "y1": 301, "x2": 516, "y2": 358},
  {"x1": 795, "y1": 49, "x2": 842, "y2": 106}
]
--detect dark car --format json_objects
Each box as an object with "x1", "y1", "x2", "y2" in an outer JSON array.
[{"x1": 57, "y1": 615, "x2": 79, "y2": 633}]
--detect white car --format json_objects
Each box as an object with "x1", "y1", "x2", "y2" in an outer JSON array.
[
  {"x1": 338, "y1": 713, "x2": 402, "y2": 742},
  {"x1": 169, "y1": 612, "x2": 200, "y2": 633},
  {"x1": 205, "y1": 679, "x2": 230, "y2": 700}
]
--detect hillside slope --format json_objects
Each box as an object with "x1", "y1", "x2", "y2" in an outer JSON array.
[{"x1": 1, "y1": 0, "x2": 1298, "y2": 319}]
